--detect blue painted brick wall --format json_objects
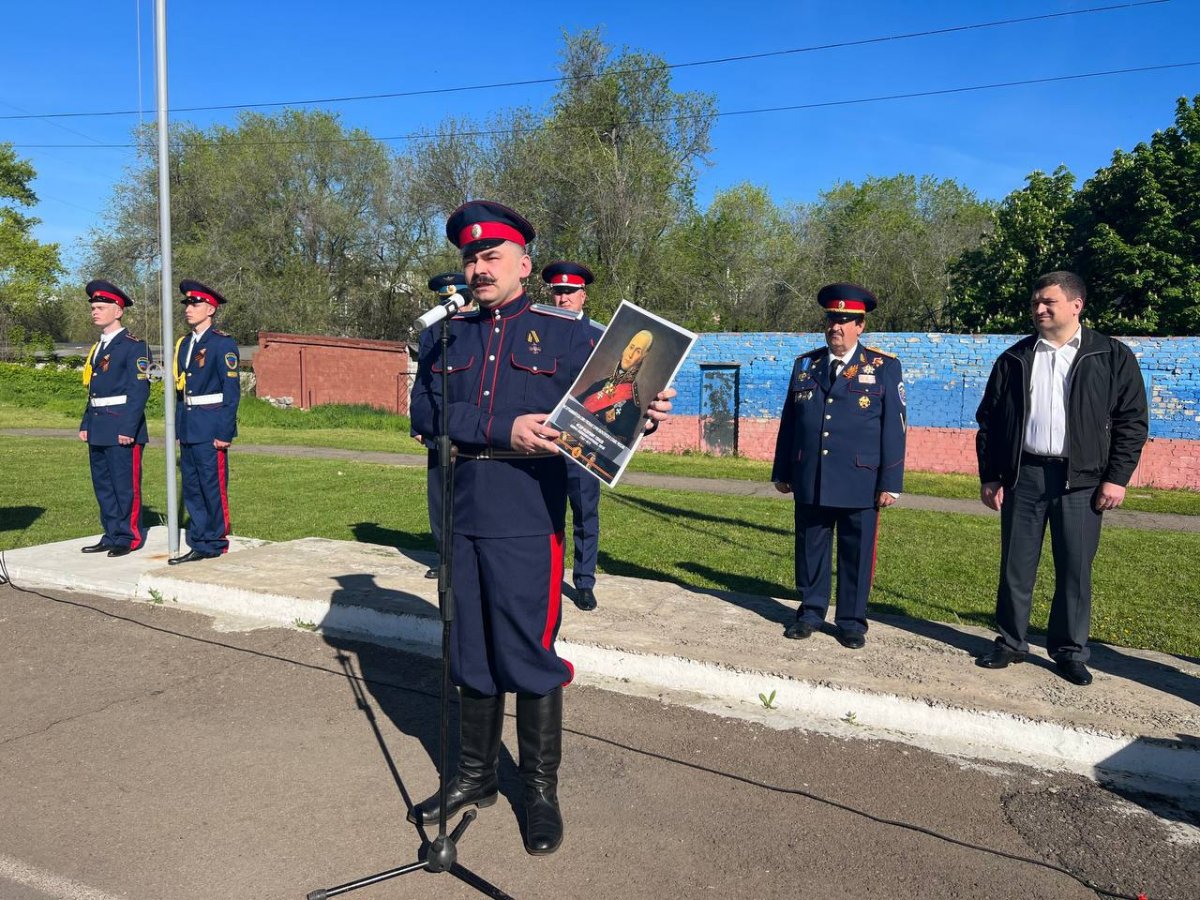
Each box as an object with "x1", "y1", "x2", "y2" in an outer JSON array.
[{"x1": 679, "y1": 333, "x2": 1200, "y2": 440}]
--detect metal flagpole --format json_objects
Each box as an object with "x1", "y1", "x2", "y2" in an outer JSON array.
[{"x1": 154, "y1": 0, "x2": 179, "y2": 554}]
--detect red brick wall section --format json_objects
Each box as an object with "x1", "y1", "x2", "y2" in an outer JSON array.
[
  {"x1": 640, "y1": 416, "x2": 1200, "y2": 490},
  {"x1": 254, "y1": 332, "x2": 411, "y2": 414}
]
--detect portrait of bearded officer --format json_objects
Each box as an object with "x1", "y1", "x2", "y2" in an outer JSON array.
[{"x1": 573, "y1": 329, "x2": 654, "y2": 445}]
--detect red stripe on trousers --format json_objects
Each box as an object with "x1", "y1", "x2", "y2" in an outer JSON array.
[
  {"x1": 869, "y1": 510, "x2": 882, "y2": 588},
  {"x1": 129, "y1": 444, "x2": 143, "y2": 549},
  {"x1": 542, "y1": 530, "x2": 565, "y2": 649},
  {"x1": 217, "y1": 449, "x2": 231, "y2": 553}
]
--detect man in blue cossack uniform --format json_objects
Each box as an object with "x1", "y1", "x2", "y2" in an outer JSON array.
[
  {"x1": 771, "y1": 283, "x2": 907, "y2": 650},
  {"x1": 79, "y1": 280, "x2": 152, "y2": 557},
  {"x1": 416, "y1": 272, "x2": 474, "y2": 579},
  {"x1": 541, "y1": 260, "x2": 604, "y2": 611},
  {"x1": 169, "y1": 280, "x2": 240, "y2": 565},
  {"x1": 408, "y1": 201, "x2": 672, "y2": 855}
]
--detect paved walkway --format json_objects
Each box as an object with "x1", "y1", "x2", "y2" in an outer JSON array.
[
  {"x1": 4, "y1": 428, "x2": 1197, "y2": 531},
  {"x1": 5, "y1": 527, "x2": 1198, "y2": 802}
]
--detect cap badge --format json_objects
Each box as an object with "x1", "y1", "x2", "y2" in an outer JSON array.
[
  {"x1": 837, "y1": 300, "x2": 846, "y2": 310},
  {"x1": 560, "y1": 275, "x2": 569, "y2": 284},
  {"x1": 470, "y1": 224, "x2": 482, "y2": 239}
]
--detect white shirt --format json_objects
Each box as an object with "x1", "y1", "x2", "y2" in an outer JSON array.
[
  {"x1": 94, "y1": 327, "x2": 125, "y2": 362},
  {"x1": 1024, "y1": 327, "x2": 1081, "y2": 456}
]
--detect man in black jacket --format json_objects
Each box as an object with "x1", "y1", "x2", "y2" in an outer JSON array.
[{"x1": 975, "y1": 271, "x2": 1148, "y2": 686}]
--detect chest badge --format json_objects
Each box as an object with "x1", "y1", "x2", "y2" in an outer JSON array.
[
  {"x1": 196, "y1": 347, "x2": 207, "y2": 368},
  {"x1": 859, "y1": 395, "x2": 871, "y2": 409},
  {"x1": 605, "y1": 409, "x2": 618, "y2": 423},
  {"x1": 843, "y1": 364, "x2": 859, "y2": 379},
  {"x1": 872, "y1": 356, "x2": 884, "y2": 367},
  {"x1": 527, "y1": 330, "x2": 542, "y2": 354},
  {"x1": 99, "y1": 354, "x2": 111, "y2": 373},
  {"x1": 861, "y1": 364, "x2": 876, "y2": 375}
]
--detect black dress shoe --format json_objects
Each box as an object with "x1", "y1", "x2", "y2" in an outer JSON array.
[
  {"x1": 835, "y1": 628, "x2": 866, "y2": 650},
  {"x1": 424, "y1": 566, "x2": 438, "y2": 579},
  {"x1": 784, "y1": 620, "x2": 814, "y2": 640},
  {"x1": 107, "y1": 546, "x2": 132, "y2": 558},
  {"x1": 81, "y1": 541, "x2": 113, "y2": 554},
  {"x1": 168, "y1": 549, "x2": 217, "y2": 566},
  {"x1": 977, "y1": 644, "x2": 1027, "y2": 669},
  {"x1": 574, "y1": 588, "x2": 597, "y2": 611},
  {"x1": 1055, "y1": 659, "x2": 1093, "y2": 686}
]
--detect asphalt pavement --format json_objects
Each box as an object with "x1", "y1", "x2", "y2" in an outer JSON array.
[{"x1": 3, "y1": 583, "x2": 1197, "y2": 900}]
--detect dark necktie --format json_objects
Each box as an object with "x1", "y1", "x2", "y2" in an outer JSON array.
[{"x1": 828, "y1": 358, "x2": 842, "y2": 389}]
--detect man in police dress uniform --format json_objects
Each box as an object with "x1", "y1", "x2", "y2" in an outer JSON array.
[
  {"x1": 169, "y1": 280, "x2": 240, "y2": 565},
  {"x1": 771, "y1": 283, "x2": 906, "y2": 649},
  {"x1": 408, "y1": 201, "x2": 672, "y2": 855},
  {"x1": 78, "y1": 280, "x2": 152, "y2": 557},
  {"x1": 541, "y1": 260, "x2": 604, "y2": 611}
]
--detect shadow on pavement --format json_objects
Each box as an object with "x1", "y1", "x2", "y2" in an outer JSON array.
[{"x1": 319, "y1": 572, "x2": 523, "y2": 826}]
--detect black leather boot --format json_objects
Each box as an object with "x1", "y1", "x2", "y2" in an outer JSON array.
[
  {"x1": 516, "y1": 688, "x2": 564, "y2": 855},
  {"x1": 407, "y1": 687, "x2": 504, "y2": 825}
]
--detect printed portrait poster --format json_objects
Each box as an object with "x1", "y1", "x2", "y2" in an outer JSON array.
[{"x1": 547, "y1": 300, "x2": 696, "y2": 487}]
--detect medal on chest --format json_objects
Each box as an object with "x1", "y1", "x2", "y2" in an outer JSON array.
[
  {"x1": 196, "y1": 347, "x2": 207, "y2": 368},
  {"x1": 99, "y1": 354, "x2": 111, "y2": 373}
]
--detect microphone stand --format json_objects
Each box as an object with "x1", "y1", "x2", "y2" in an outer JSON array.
[{"x1": 307, "y1": 314, "x2": 512, "y2": 900}]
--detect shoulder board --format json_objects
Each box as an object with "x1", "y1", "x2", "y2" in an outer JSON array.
[
  {"x1": 451, "y1": 309, "x2": 482, "y2": 320},
  {"x1": 213, "y1": 329, "x2": 230, "y2": 337},
  {"x1": 530, "y1": 303, "x2": 583, "y2": 321},
  {"x1": 865, "y1": 346, "x2": 897, "y2": 359},
  {"x1": 122, "y1": 331, "x2": 140, "y2": 341}
]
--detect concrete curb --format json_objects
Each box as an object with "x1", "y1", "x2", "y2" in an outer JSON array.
[{"x1": 6, "y1": 530, "x2": 1198, "y2": 801}]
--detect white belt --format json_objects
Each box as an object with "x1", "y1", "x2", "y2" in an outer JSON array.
[
  {"x1": 90, "y1": 395, "x2": 127, "y2": 407},
  {"x1": 185, "y1": 393, "x2": 223, "y2": 406}
]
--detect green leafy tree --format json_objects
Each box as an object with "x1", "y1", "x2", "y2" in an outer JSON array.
[
  {"x1": 0, "y1": 144, "x2": 65, "y2": 345},
  {"x1": 805, "y1": 175, "x2": 994, "y2": 332},
  {"x1": 1071, "y1": 94, "x2": 1200, "y2": 334}
]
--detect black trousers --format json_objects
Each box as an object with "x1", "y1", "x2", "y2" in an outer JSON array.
[{"x1": 995, "y1": 458, "x2": 1103, "y2": 663}]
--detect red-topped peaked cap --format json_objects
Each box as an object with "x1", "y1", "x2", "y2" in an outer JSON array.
[
  {"x1": 86, "y1": 279, "x2": 133, "y2": 308},
  {"x1": 446, "y1": 200, "x2": 536, "y2": 255},
  {"x1": 817, "y1": 282, "x2": 878, "y2": 317},
  {"x1": 540, "y1": 260, "x2": 594, "y2": 290},
  {"x1": 179, "y1": 279, "x2": 227, "y2": 308}
]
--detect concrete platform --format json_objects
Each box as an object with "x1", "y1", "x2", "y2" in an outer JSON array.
[{"x1": 5, "y1": 532, "x2": 1198, "y2": 799}]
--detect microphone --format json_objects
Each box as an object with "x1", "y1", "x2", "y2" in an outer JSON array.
[{"x1": 417, "y1": 273, "x2": 471, "y2": 330}]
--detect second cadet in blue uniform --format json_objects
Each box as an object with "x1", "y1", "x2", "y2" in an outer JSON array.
[
  {"x1": 79, "y1": 280, "x2": 152, "y2": 557},
  {"x1": 541, "y1": 260, "x2": 604, "y2": 611},
  {"x1": 169, "y1": 280, "x2": 240, "y2": 565},
  {"x1": 408, "y1": 201, "x2": 670, "y2": 855},
  {"x1": 771, "y1": 283, "x2": 907, "y2": 649}
]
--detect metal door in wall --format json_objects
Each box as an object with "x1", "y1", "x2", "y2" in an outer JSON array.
[{"x1": 700, "y1": 363, "x2": 740, "y2": 455}]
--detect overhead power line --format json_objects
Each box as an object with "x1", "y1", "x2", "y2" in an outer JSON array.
[
  {"x1": 0, "y1": 0, "x2": 1172, "y2": 122},
  {"x1": 9, "y1": 60, "x2": 1198, "y2": 150}
]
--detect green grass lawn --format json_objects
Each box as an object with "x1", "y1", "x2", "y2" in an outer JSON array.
[{"x1": 2, "y1": 435, "x2": 1197, "y2": 658}]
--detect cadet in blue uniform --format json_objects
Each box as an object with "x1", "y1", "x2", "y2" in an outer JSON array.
[
  {"x1": 771, "y1": 284, "x2": 907, "y2": 649},
  {"x1": 541, "y1": 260, "x2": 603, "y2": 611},
  {"x1": 78, "y1": 280, "x2": 152, "y2": 557},
  {"x1": 408, "y1": 201, "x2": 671, "y2": 855},
  {"x1": 169, "y1": 280, "x2": 240, "y2": 565}
]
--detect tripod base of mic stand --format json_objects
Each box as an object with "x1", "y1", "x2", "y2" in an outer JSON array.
[{"x1": 306, "y1": 811, "x2": 476, "y2": 899}]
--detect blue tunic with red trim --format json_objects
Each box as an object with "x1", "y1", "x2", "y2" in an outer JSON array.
[
  {"x1": 410, "y1": 294, "x2": 596, "y2": 537},
  {"x1": 174, "y1": 328, "x2": 240, "y2": 444},
  {"x1": 80, "y1": 329, "x2": 151, "y2": 445}
]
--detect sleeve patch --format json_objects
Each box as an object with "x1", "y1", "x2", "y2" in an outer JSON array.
[
  {"x1": 897, "y1": 382, "x2": 907, "y2": 406},
  {"x1": 224, "y1": 352, "x2": 239, "y2": 369},
  {"x1": 136, "y1": 357, "x2": 150, "y2": 373}
]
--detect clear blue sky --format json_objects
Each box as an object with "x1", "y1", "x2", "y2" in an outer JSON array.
[{"x1": 4, "y1": 0, "x2": 1197, "y2": 269}]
